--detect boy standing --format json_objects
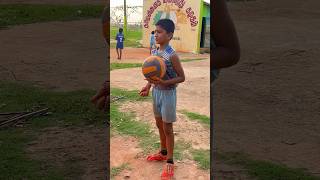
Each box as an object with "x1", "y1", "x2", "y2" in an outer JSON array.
[
  {"x1": 116, "y1": 28, "x2": 125, "y2": 60},
  {"x1": 139, "y1": 19, "x2": 185, "y2": 179},
  {"x1": 150, "y1": 30, "x2": 156, "y2": 54}
]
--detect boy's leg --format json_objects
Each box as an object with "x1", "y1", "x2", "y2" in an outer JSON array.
[
  {"x1": 163, "y1": 122, "x2": 174, "y2": 160},
  {"x1": 161, "y1": 89, "x2": 176, "y2": 161},
  {"x1": 155, "y1": 116, "x2": 167, "y2": 150},
  {"x1": 147, "y1": 88, "x2": 167, "y2": 161},
  {"x1": 116, "y1": 48, "x2": 119, "y2": 59},
  {"x1": 161, "y1": 121, "x2": 175, "y2": 179},
  {"x1": 120, "y1": 49, "x2": 122, "y2": 59},
  {"x1": 157, "y1": 89, "x2": 176, "y2": 178},
  {"x1": 146, "y1": 116, "x2": 168, "y2": 161}
]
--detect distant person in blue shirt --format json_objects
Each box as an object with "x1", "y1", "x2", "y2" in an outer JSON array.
[
  {"x1": 116, "y1": 28, "x2": 125, "y2": 60},
  {"x1": 150, "y1": 31, "x2": 156, "y2": 54}
]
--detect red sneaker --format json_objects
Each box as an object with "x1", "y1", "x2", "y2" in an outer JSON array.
[
  {"x1": 161, "y1": 163, "x2": 174, "y2": 179},
  {"x1": 146, "y1": 151, "x2": 167, "y2": 161}
]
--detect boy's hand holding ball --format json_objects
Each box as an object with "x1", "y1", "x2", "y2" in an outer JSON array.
[
  {"x1": 139, "y1": 85, "x2": 150, "y2": 96},
  {"x1": 146, "y1": 77, "x2": 167, "y2": 86}
]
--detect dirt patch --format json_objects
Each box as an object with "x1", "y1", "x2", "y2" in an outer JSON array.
[
  {"x1": 111, "y1": 59, "x2": 210, "y2": 116},
  {"x1": 26, "y1": 126, "x2": 108, "y2": 179},
  {"x1": 110, "y1": 136, "x2": 141, "y2": 168},
  {"x1": 213, "y1": 0, "x2": 320, "y2": 173},
  {"x1": 119, "y1": 101, "x2": 210, "y2": 150},
  {"x1": 213, "y1": 160, "x2": 251, "y2": 180},
  {"x1": 0, "y1": 19, "x2": 108, "y2": 91},
  {"x1": 110, "y1": 47, "x2": 209, "y2": 63},
  {"x1": 111, "y1": 136, "x2": 210, "y2": 180}
]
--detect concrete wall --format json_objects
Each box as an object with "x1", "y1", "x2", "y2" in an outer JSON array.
[{"x1": 142, "y1": 0, "x2": 203, "y2": 53}]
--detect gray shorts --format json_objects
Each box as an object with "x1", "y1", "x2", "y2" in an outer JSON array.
[{"x1": 152, "y1": 87, "x2": 177, "y2": 123}]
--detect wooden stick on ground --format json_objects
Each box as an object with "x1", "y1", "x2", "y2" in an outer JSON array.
[
  {"x1": 111, "y1": 96, "x2": 125, "y2": 103},
  {"x1": 0, "y1": 108, "x2": 48, "y2": 127},
  {"x1": 0, "y1": 111, "x2": 29, "y2": 116}
]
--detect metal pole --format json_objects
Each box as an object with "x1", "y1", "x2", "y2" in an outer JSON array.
[{"x1": 124, "y1": 0, "x2": 128, "y2": 36}]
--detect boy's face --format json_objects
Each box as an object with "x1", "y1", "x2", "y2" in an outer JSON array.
[{"x1": 155, "y1": 25, "x2": 172, "y2": 44}]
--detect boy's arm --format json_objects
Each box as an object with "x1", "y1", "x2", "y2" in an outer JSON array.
[
  {"x1": 145, "y1": 82, "x2": 152, "y2": 89},
  {"x1": 139, "y1": 82, "x2": 152, "y2": 96},
  {"x1": 101, "y1": 7, "x2": 109, "y2": 44},
  {"x1": 163, "y1": 54, "x2": 185, "y2": 85},
  {"x1": 212, "y1": 0, "x2": 240, "y2": 69}
]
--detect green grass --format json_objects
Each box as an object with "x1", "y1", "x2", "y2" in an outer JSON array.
[
  {"x1": 110, "y1": 88, "x2": 158, "y2": 153},
  {"x1": 192, "y1": 149, "x2": 210, "y2": 170},
  {"x1": 173, "y1": 141, "x2": 192, "y2": 161},
  {"x1": 180, "y1": 58, "x2": 207, "y2": 63},
  {"x1": 181, "y1": 111, "x2": 210, "y2": 126},
  {"x1": 0, "y1": 129, "x2": 64, "y2": 179},
  {"x1": 110, "y1": 40, "x2": 142, "y2": 48},
  {"x1": 0, "y1": 4, "x2": 104, "y2": 28},
  {"x1": 111, "y1": 26, "x2": 141, "y2": 41},
  {"x1": 111, "y1": 163, "x2": 130, "y2": 178},
  {"x1": 110, "y1": 63, "x2": 141, "y2": 71},
  {"x1": 62, "y1": 157, "x2": 85, "y2": 179},
  {"x1": 111, "y1": 26, "x2": 142, "y2": 48},
  {"x1": 0, "y1": 81, "x2": 106, "y2": 128},
  {"x1": 111, "y1": 88, "x2": 150, "y2": 102},
  {"x1": 0, "y1": 81, "x2": 106, "y2": 178},
  {"x1": 217, "y1": 152, "x2": 320, "y2": 180},
  {"x1": 111, "y1": 104, "x2": 155, "y2": 144}
]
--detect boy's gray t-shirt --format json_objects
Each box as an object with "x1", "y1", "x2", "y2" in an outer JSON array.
[{"x1": 151, "y1": 45, "x2": 177, "y2": 89}]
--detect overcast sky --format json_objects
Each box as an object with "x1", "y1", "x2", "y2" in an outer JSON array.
[{"x1": 111, "y1": 0, "x2": 210, "y2": 7}]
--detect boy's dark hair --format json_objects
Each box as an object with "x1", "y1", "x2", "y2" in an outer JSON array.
[
  {"x1": 119, "y1": 28, "x2": 123, "y2": 33},
  {"x1": 151, "y1": 31, "x2": 155, "y2": 34},
  {"x1": 156, "y1": 19, "x2": 175, "y2": 34}
]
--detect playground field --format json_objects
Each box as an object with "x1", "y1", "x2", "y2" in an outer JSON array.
[{"x1": 110, "y1": 26, "x2": 211, "y2": 179}]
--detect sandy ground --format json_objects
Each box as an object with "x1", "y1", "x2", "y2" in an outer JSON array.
[
  {"x1": 213, "y1": 0, "x2": 320, "y2": 175},
  {"x1": 27, "y1": 127, "x2": 108, "y2": 179},
  {"x1": 0, "y1": 19, "x2": 108, "y2": 91},
  {"x1": 111, "y1": 136, "x2": 210, "y2": 180},
  {"x1": 110, "y1": 47, "x2": 209, "y2": 63}
]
